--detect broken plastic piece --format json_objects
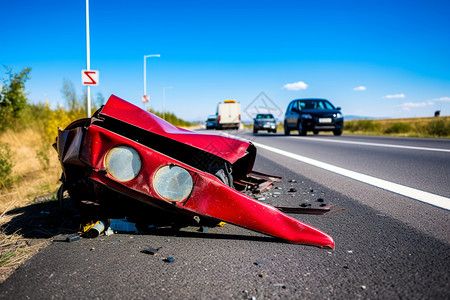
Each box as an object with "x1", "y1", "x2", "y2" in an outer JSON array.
[
  {"x1": 300, "y1": 203, "x2": 312, "y2": 207},
  {"x1": 164, "y1": 257, "x2": 175, "y2": 263},
  {"x1": 288, "y1": 188, "x2": 297, "y2": 193},
  {"x1": 66, "y1": 233, "x2": 80, "y2": 243},
  {"x1": 141, "y1": 246, "x2": 161, "y2": 255},
  {"x1": 198, "y1": 226, "x2": 210, "y2": 233},
  {"x1": 317, "y1": 198, "x2": 324, "y2": 202},
  {"x1": 104, "y1": 227, "x2": 114, "y2": 236}
]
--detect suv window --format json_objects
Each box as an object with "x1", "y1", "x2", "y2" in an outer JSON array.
[
  {"x1": 323, "y1": 100, "x2": 335, "y2": 110},
  {"x1": 292, "y1": 101, "x2": 299, "y2": 111},
  {"x1": 287, "y1": 102, "x2": 293, "y2": 112}
]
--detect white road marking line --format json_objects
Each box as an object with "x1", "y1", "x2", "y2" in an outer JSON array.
[
  {"x1": 295, "y1": 137, "x2": 450, "y2": 153},
  {"x1": 253, "y1": 142, "x2": 450, "y2": 211}
]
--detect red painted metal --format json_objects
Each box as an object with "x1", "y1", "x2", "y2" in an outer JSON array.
[
  {"x1": 98, "y1": 95, "x2": 253, "y2": 165},
  {"x1": 58, "y1": 95, "x2": 335, "y2": 249}
]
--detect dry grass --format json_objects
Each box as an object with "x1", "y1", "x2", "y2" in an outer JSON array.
[
  {"x1": 0, "y1": 128, "x2": 62, "y2": 283},
  {"x1": 0, "y1": 128, "x2": 61, "y2": 211}
]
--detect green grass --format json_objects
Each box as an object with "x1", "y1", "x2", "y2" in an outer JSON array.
[{"x1": 344, "y1": 116, "x2": 450, "y2": 138}]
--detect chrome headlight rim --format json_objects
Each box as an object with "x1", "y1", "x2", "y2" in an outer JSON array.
[
  {"x1": 153, "y1": 164, "x2": 194, "y2": 202},
  {"x1": 104, "y1": 145, "x2": 142, "y2": 182}
]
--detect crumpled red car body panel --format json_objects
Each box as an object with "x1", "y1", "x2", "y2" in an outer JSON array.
[
  {"x1": 56, "y1": 95, "x2": 334, "y2": 249},
  {"x1": 100, "y1": 95, "x2": 251, "y2": 165}
]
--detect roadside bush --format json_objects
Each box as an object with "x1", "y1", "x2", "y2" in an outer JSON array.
[
  {"x1": 0, "y1": 142, "x2": 14, "y2": 189},
  {"x1": 42, "y1": 107, "x2": 80, "y2": 144},
  {"x1": 345, "y1": 120, "x2": 381, "y2": 132},
  {"x1": 427, "y1": 119, "x2": 450, "y2": 137},
  {"x1": 384, "y1": 122, "x2": 413, "y2": 134}
]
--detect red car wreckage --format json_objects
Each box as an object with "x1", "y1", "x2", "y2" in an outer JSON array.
[{"x1": 55, "y1": 95, "x2": 334, "y2": 249}]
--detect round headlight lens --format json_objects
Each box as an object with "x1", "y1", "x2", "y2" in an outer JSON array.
[
  {"x1": 153, "y1": 165, "x2": 193, "y2": 202},
  {"x1": 105, "y1": 146, "x2": 141, "y2": 181}
]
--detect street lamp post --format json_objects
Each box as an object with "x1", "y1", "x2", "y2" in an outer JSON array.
[
  {"x1": 143, "y1": 54, "x2": 160, "y2": 109},
  {"x1": 163, "y1": 86, "x2": 173, "y2": 120}
]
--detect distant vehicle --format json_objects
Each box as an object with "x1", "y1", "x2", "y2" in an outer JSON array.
[
  {"x1": 284, "y1": 98, "x2": 344, "y2": 136},
  {"x1": 216, "y1": 100, "x2": 241, "y2": 130},
  {"x1": 253, "y1": 113, "x2": 277, "y2": 134},
  {"x1": 205, "y1": 115, "x2": 218, "y2": 129}
]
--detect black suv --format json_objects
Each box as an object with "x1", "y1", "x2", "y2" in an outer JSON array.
[{"x1": 284, "y1": 98, "x2": 344, "y2": 136}]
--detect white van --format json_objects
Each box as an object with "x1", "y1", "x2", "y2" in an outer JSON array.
[{"x1": 216, "y1": 100, "x2": 241, "y2": 129}]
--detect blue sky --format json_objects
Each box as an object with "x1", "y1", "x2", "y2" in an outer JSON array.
[{"x1": 2, "y1": 0, "x2": 450, "y2": 121}]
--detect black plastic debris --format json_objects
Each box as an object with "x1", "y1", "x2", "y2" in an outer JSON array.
[
  {"x1": 164, "y1": 257, "x2": 175, "y2": 263},
  {"x1": 288, "y1": 188, "x2": 297, "y2": 193},
  {"x1": 320, "y1": 203, "x2": 328, "y2": 207},
  {"x1": 141, "y1": 245, "x2": 162, "y2": 256},
  {"x1": 317, "y1": 198, "x2": 324, "y2": 202},
  {"x1": 288, "y1": 179, "x2": 297, "y2": 183},
  {"x1": 66, "y1": 233, "x2": 80, "y2": 243},
  {"x1": 300, "y1": 203, "x2": 312, "y2": 207},
  {"x1": 254, "y1": 260, "x2": 265, "y2": 266}
]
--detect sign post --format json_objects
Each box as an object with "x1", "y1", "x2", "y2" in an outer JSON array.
[{"x1": 85, "y1": 0, "x2": 92, "y2": 117}]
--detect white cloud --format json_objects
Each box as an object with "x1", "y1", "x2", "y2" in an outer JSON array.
[
  {"x1": 383, "y1": 94, "x2": 405, "y2": 99},
  {"x1": 353, "y1": 86, "x2": 366, "y2": 91},
  {"x1": 283, "y1": 81, "x2": 308, "y2": 91},
  {"x1": 398, "y1": 101, "x2": 432, "y2": 111},
  {"x1": 434, "y1": 97, "x2": 450, "y2": 102}
]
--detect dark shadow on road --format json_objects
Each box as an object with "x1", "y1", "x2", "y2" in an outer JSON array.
[
  {"x1": 139, "y1": 226, "x2": 288, "y2": 244},
  {"x1": 1, "y1": 197, "x2": 80, "y2": 239},
  {"x1": 2, "y1": 195, "x2": 288, "y2": 245}
]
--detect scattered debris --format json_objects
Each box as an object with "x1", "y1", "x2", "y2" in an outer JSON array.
[
  {"x1": 317, "y1": 198, "x2": 324, "y2": 202},
  {"x1": 109, "y1": 218, "x2": 138, "y2": 233},
  {"x1": 66, "y1": 233, "x2": 80, "y2": 243},
  {"x1": 164, "y1": 257, "x2": 175, "y2": 263},
  {"x1": 104, "y1": 227, "x2": 114, "y2": 236},
  {"x1": 253, "y1": 260, "x2": 265, "y2": 266},
  {"x1": 277, "y1": 204, "x2": 342, "y2": 215},
  {"x1": 198, "y1": 226, "x2": 210, "y2": 233},
  {"x1": 288, "y1": 179, "x2": 297, "y2": 183},
  {"x1": 82, "y1": 221, "x2": 105, "y2": 238},
  {"x1": 141, "y1": 246, "x2": 162, "y2": 256},
  {"x1": 288, "y1": 188, "x2": 297, "y2": 193}
]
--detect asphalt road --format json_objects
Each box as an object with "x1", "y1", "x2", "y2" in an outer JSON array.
[{"x1": 1, "y1": 131, "x2": 449, "y2": 299}]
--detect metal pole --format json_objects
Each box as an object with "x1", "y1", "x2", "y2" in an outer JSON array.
[
  {"x1": 143, "y1": 54, "x2": 160, "y2": 110},
  {"x1": 143, "y1": 56, "x2": 146, "y2": 109},
  {"x1": 163, "y1": 86, "x2": 172, "y2": 120},
  {"x1": 85, "y1": 0, "x2": 91, "y2": 117}
]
